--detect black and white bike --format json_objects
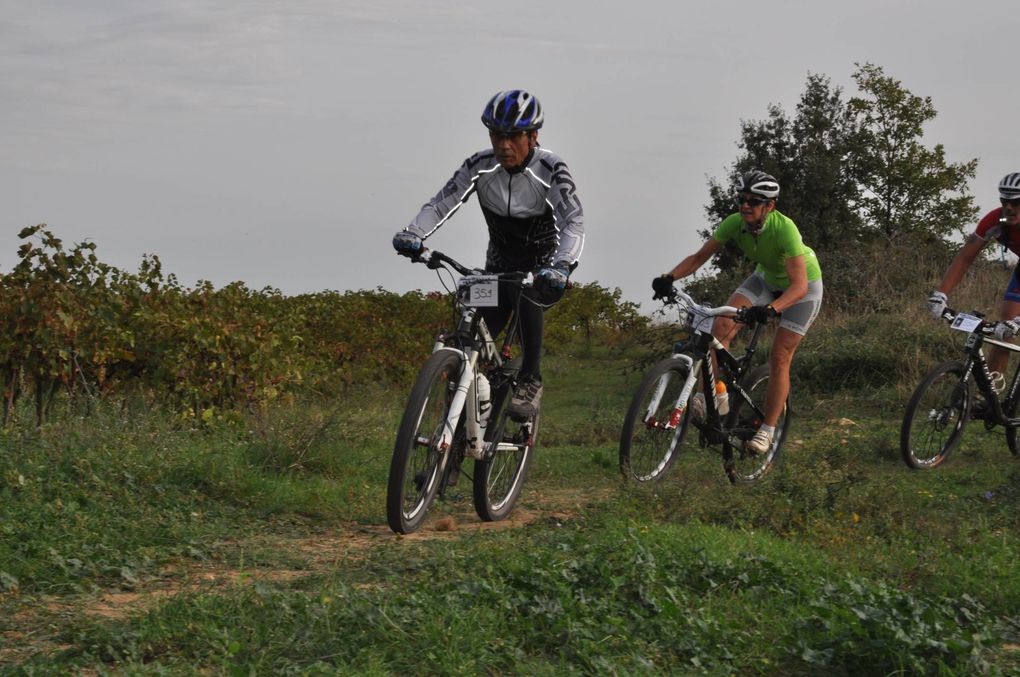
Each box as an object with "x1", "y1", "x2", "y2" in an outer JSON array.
[
  {"x1": 901, "y1": 307, "x2": 1020, "y2": 469},
  {"x1": 386, "y1": 249, "x2": 539, "y2": 534},
  {"x1": 620, "y1": 287, "x2": 787, "y2": 484}
]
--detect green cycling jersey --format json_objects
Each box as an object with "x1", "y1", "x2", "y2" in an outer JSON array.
[{"x1": 712, "y1": 210, "x2": 822, "y2": 288}]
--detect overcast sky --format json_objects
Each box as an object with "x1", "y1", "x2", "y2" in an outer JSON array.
[{"x1": 2, "y1": 1, "x2": 1017, "y2": 308}]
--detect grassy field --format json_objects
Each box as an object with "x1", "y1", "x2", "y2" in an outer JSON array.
[{"x1": 2, "y1": 345, "x2": 1020, "y2": 674}]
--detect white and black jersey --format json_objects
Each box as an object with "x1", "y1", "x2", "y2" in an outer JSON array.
[{"x1": 405, "y1": 147, "x2": 584, "y2": 272}]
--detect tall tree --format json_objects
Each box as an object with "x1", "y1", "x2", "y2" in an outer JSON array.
[
  {"x1": 702, "y1": 73, "x2": 863, "y2": 271},
  {"x1": 849, "y1": 63, "x2": 977, "y2": 240},
  {"x1": 702, "y1": 64, "x2": 977, "y2": 281}
]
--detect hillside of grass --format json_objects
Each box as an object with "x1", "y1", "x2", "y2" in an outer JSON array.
[{"x1": 3, "y1": 337, "x2": 1020, "y2": 673}]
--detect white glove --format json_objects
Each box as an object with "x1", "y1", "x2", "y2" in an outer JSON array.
[
  {"x1": 927, "y1": 291, "x2": 947, "y2": 319},
  {"x1": 995, "y1": 318, "x2": 1020, "y2": 340}
]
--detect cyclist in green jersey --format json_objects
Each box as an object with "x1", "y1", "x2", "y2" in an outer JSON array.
[{"x1": 652, "y1": 171, "x2": 824, "y2": 454}]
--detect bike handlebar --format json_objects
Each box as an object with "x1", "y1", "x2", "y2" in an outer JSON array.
[
  {"x1": 939, "y1": 307, "x2": 1020, "y2": 342},
  {"x1": 411, "y1": 249, "x2": 477, "y2": 276},
  {"x1": 939, "y1": 307, "x2": 1006, "y2": 337},
  {"x1": 406, "y1": 248, "x2": 578, "y2": 289},
  {"x1": 664, "y1": 288, "x2": 746, "y2": 322}
]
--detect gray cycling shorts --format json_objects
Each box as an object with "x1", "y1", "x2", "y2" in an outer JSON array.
[{"x1": 734, "y1": 272, "x2": 823, "y2": 336}]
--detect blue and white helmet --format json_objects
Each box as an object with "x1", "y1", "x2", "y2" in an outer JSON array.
[
  {"x1": 999, "y1": 172, "x2": 1020, "y2": 200},
  {"x1": 481, "y1": 90, "x2": 544, "y2": 134}
]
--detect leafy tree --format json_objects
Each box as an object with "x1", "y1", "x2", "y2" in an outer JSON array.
[
  {"x1": 849, "y1": 63, "x2": 977, "y2": 240},
  {"x1": 703, "y1": 74, "x2": 864, "y2": 272},
  {"x1": 702, "y1": 64, "x2": 977, "y2": 282},
  {"x1": 545, "y1": 282, "x2": 646, "y2": 354}
]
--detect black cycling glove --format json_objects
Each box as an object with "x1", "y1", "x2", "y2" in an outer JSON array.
[
  {"x1": 651, "y1": 274, "x2": 675, "y2": 300},
  {"x1": 743, "y1": 304, "x2": 779, "y2": 324}
]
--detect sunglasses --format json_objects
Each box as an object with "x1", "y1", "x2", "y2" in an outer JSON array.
[
  {"x1": 737, "y1": 195, "x2": 768, "y2": 207},
  {"x1": 488, "y1": 129, "x2": 528, "y2": 140},
  {"x1": 1002, "y1": 197, "x2": 1020, "y2": 207}
]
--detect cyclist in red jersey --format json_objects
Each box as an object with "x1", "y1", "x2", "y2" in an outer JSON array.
[{"x1": 928, "y1": 172, "x2": 1020, "y2": 379}]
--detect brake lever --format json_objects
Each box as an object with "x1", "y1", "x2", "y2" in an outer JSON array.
[{"x1": 421, "y1": 249, "x2": 446, "y2": 270}]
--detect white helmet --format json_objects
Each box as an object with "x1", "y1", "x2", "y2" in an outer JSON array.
[
  {"x1": 738, "y1": 171, "x2": 780, "y2": 199},
  {"x1": 999, "y1": 172, "x2": 1020, "y2": 200}
]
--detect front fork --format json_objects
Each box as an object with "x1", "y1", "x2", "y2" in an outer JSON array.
[
  {"x1": 645, "y1": 353, "x2": 699, "y2": 429},
  {"x1": 647, "y1": 333, "x2": 732, "y2": 428},
  {"x1": 433, "y1": 347, "x2": 486, "y2": 460}
]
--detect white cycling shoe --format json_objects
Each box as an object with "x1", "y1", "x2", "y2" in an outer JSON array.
[{"x1": 745, "y1": 428, "x2": 774, "y2": 456}]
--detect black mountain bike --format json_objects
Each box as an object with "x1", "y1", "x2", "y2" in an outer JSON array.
[
  {"x1": 620, "y1": 288, "x2": 788, "y2": 484},
  {"x1": 386, "y1": 249, "x2": 539, "y2": 534},
  {"x1": 901, "y1": 307, "x2": 1020, "y2": 469}
]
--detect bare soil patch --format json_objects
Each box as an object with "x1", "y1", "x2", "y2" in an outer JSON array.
[
  {"x1": 1, "y1": 484, "x2": 608, "y2": 667},
  {"x1": 101, "y1": 486, "x2": 599, "y2": 613}
]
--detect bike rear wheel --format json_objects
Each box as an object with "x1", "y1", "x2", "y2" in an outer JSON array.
[
  {"x1": 619, "y1": 357, "x2": 693, "y2": 482},
  {"x1": 387, "y1": 350, "x2": 463, "y2": 534},
  {"x1": 473, "y1": 361, "x2": 535, "y2": 522},
  {"x1": 724, "y1": 364, "x2": 788, "y2": 484},
  {"x1": 901, "y1": 361, "x2": 970, "y2": 469}
]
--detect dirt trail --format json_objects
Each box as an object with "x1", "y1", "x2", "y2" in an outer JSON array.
[
  {"x1": 0, "y1": 487, "x2": 606, "y2": 665},
  {"x1": 52, "y1": 488, "x2": 601, "y2": 623}
]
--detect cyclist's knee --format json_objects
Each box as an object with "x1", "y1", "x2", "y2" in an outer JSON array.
[{"x1": 769, "y1": 339, "x2": 800, "y2": 369}]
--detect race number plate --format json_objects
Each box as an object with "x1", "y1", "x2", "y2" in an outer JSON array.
[
  {"x1": 458, "y1": 275, "x2": 498, "y2": 307},
  {"x1": 950, "y1": 313, "x2": 981, "y2": 334},
  {"x1": 691, "y1": 308, "x2": 714, "y2": 334}
]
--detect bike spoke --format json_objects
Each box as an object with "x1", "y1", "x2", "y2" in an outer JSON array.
[
  {"x1": 620, "y1": 359, "x2": 692, "y2": 482},
  {"x1": 725, "y1": 365, "x2": 785, "y2": 484},
  {"x1": 387, "y1": 351, "x2": 462, "y2": 534},
  {"x1": 901, "y1": 362, "x2": 968, "y2": 469}
]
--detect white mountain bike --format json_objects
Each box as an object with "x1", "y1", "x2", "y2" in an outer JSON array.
[{"x1": 386, "y1": 249, "x2": 539, "y2": 534}]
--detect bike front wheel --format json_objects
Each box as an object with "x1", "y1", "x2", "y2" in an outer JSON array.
[
  {"x1": 724, "y1": 364, "x2": 788, "y2": 484},
  {"x1": 387, "y1": 350, "x2": 463, "y2": 534},
  {"x1": 901, "y1": 361, "x2": 970, "y2": 469},
  {"x1": 619, "y1": 357, "x2": 693, "y2": 483}
]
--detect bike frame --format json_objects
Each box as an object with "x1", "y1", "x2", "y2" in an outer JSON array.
[
  {"x1": 418, "y1": 250, "x2": 527, "y2": 465},
  {"x1": 948, "y1": 313, "x2": 1020, "y2": 429},
  {"x1": 432, "y1": 310, "x2": 502, "y2": 459},
  {"x1": 647, "y1": 291, "x2": 768, "y2": 447}
]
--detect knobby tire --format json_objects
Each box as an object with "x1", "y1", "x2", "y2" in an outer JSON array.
[
  {"x1": 387, "y1": 350, "x2": 464, "y2": 534},
  {"x1": 724, "y1": 364, "x2": 787, "y2": 484},
  {"x1": 619, "y1": 357, "x2": 693, "y2": 483},
  {"x1": 901, "y1": 361, "x2": 969, "y2": 469}
]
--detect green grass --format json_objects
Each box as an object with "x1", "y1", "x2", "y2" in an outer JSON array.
[{"x1": 3, "y1": 348, "x2": 1020, "y2": 673}]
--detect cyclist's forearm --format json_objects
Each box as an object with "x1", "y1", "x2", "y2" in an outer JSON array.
[
  {"x1": 937, "y1": 236, "x2": 984, "y2": 294},
  {"x1": 667, "y1": 240, "x2": 719, "y2": 279},
  {"x1": 668, "y1": 256, "x2": 704, "y2": 279},
  {"x1": 771, "y1": 281, "x2": 807, "y2": 313},
  {"x1": 937, "y1": 257, "x2": 973, "y2": 295}
]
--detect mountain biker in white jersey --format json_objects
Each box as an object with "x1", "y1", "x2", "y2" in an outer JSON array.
[
  {"x1": 928, "y1": 172, "x2": 1020, "y2": 393},
  {"x1": 393, "y1": 90, "x2": 585, "y2": 419}
]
